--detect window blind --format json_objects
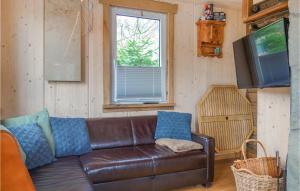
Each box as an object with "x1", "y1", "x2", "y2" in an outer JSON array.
[{"x1": 113, "y1": 66, "x2": 166, "y2": 103}]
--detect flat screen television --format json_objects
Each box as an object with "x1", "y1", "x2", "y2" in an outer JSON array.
[{"x1": 233, "y1": 18, "x2": 290, "y2": 89}]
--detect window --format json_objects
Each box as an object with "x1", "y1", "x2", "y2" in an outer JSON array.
[
  {"x1": 111, "y1": 8, "x2": 167, "y2": 104},
  {"x1": 101, "y1": 0, "x2": 177, "y2": 112}
]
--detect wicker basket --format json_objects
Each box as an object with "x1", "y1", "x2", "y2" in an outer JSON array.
[{"x1": 231, "y1": 139, "x2": 284, "y2": 191}]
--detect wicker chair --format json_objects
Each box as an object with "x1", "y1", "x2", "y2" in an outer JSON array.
[{"x1": 197, "y1": 85, "x2": 254, "y2": 156}]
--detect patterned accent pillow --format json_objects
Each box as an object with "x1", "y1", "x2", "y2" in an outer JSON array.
[
  {"x1": 50, "y1": 117, "x2": 92, "y2": 157},
  {"x1": 2, "y1": 109, "x2": 55, "y2": 155},
  {"x1": 155, "y1": 111, "x2": 192, "y2": 140},
  {"x1": 9, "y1": 124, "x2": 54, "y2": 170}
]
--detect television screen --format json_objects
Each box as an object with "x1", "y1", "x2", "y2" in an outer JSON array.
[
  {"x1": 233, "y1": 19, "x2": 290, "y2": 89},
  {"x1": 233, "y1": 37, "x2": 253, "y2": 88}
]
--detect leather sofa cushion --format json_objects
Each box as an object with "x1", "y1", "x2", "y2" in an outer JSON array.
[
  {"x1": 80, "y1": 146, "x2": 154, "y2": 184},
  {"x1": 130, "y1": 116, "x2": 156, "y2": 145},
  {"x1": 30, "y1": 156, "x2": 93, "y2": 191},
  {"x1": 137, "y1": 144, "x2": 207, "y2": 175},
  {"x1": 87, "y1": 118, "x2": 133, "y2": 150},
  {"x1": 86, "y1": 116, "x2": 156, "y2": 150},
  {"x1": 80, "y1": 144, "x2": 206, "y2": 184}
]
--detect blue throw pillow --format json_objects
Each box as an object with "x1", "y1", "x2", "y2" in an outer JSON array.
[
  {"x1": 155, "y1": 111, "x2": 192, "y2": 140},
  {"x1": 2, "y1": 109, "x2": 56, "y2": 156},
  {"x1": 50, "y1": 117, "x2": 92, "y2": 157},
  {"x1": 9, "y1": 124, "x2": 55, "y2": 170}
]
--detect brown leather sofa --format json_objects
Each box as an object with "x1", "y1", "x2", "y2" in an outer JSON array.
[{"x1": 29, "y1": 115, "x2": 215, "y2": 191}]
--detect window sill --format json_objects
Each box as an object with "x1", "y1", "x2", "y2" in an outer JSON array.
[{"x1": 103, "y1": 103, "x2": 175, "y2": 112}]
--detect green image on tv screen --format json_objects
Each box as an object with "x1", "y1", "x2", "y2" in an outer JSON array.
[{"x1": 254, "y1": 20, "x2": 287, "y2": 57}]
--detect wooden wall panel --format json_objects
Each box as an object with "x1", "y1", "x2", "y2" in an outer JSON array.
[
  {"x1": 1, "y1": 0, "x2": 245, "y2": 132},
  {"x1": 257, "y1": 88, "x2": 290, "y2": 166},
  {"x1": 45, "y1": 0, "x2": 89, "y2": 117},
  {"x1": 88, "y1": 1, "x2": 103, "y2": 118},
  {"x1": 44, "y1": 82, "x2": 57, "y2": 116},
  {"x1": 1, "y1": 0, "x2": 44, "y2": 118},
  {"x1": 192, "y1": 5, "x2": 246, "y2": 131},
  {"x1": 1, "y1": 0, "x2": 292, "y2": 167}
]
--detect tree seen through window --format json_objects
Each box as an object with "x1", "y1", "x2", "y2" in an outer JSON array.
[{"x1": 116, "y1": 15, "x2": 160, "y2": 67}]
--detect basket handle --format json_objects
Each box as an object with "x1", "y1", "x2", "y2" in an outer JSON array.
[
  {"x1": 236, "y1": 168, "x2": 257, "y2": 176},
  {"x1": 242, "y1": 139, "x2": 267, "y2": 160},
  {"x1": 236, "y1": 168, "x2": 274, "y2": 178}
]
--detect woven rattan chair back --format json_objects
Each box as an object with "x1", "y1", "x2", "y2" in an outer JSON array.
[{"x1": 197, "y1": 85, "x2": 254, "y2": 153}]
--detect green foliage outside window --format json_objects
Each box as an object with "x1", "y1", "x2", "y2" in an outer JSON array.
[{"x1": 116, "y1": 16, "x2": 160, "y2": 67}]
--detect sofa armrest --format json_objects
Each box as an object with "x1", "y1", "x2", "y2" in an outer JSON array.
[
  {"x1": 192, "y1": 133, "x2": 215, "y2": 183},
  {"x1": 1, "y1": 131, "x2": 36, "y2": 191}
]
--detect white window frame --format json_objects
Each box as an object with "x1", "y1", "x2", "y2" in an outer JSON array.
[{"x1": 111, "y1": 7, "x2": 167, "y2": 104}]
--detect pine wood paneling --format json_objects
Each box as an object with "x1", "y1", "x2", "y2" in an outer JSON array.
[
  {"x1": 257, "y1": 88, "x2": 290, "y2": 166},
  {"x1": 1, "y1": 0, "x2": 44, "y2": 118},
  {"x1": 243, "y1": 1, "x2": 288, "y2": 23},
  {"x1": 1, "y1": 0, "x2": 246, "y2": 131},
  {"x1": 167, "y1": 12, "x2": 175, "y2": 104},
  {"x1": 102, "y1": 2, "x2": 111, "y2": 106},
  {"x1": 44, "y1": 0, "x2": 90, "y2": 117},
  {"x1": 100, "y1": 0, "x2": 178, "y2": 14},
  {"x1": 88, "y1": 0, "x2": 103, "y2": 118},
  {"x1": 242, "y1": 0, "x2": 253, "y2": 20}
]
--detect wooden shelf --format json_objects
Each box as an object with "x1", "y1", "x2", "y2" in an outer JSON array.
[
  {"x1": 200, "y1": 44, "x2": 222, "y2": 48},
  {"x1": 196, "y1": 20, "x2": 226, "y2": 58},
  {"x1": 243, "y1": 1, "x2": 288, "y2": 23},
  {"x1": 196, "y1": 20, "x2": 226, "y2": 25}
]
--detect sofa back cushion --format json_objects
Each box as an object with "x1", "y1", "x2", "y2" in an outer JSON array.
[
  {"x1": 86, "y1": 116, "x2": 157, "y2": 150},
  {"x1": 50, "y1": 117, "x2": 92, "y2": 157}
]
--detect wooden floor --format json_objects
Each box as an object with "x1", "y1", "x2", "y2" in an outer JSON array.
[{"x1": 173, "y1": 160, "x2": 236, "y2": 191}]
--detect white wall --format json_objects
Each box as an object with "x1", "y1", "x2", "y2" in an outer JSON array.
[
  {"x1": 1, "y1": 0, "x2": 245, "y2": 132},
  {"x1": 257, "y1": 88, "x2": 290, "y2": 166},
  {"x1": 287, "y1": 0, "x2": 300, "y2": 188}
]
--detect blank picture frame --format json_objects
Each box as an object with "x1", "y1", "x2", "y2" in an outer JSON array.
[{"x1": 45, "y1": 0, "x2": 81, "y2": 82}]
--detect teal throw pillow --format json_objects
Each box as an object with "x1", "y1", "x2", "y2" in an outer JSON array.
[{"x1": 2, "y1": 109, "x2": 55, "y2": 155}]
